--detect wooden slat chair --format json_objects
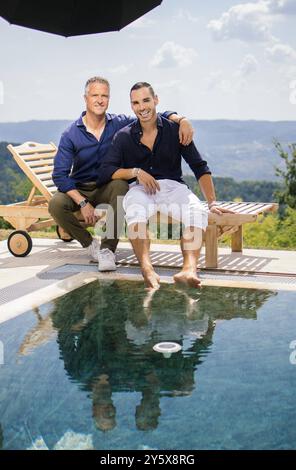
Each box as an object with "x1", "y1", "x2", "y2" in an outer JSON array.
[
  {"x1": 0, "y1": 141, "x2": 278, "y2": 264},
  {"x1": 0, "y1": 141, "x2": 82, "y2": 256},
  {"x1": 148, "y1": 203, "x2": 278, "y2": 269},
  {"x1": 201, "y1": 201, "x2": 278, "y2": 267}
]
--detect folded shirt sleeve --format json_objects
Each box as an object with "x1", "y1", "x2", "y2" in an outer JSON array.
[
  {"x1": 52, "y1": 133, "x2": 77, "y2": 192},
  {"x1": 96, "y1": 132, "x2": 124, "y2": 187},
  {"x1": 181, "y1": 142, "x2": 211, "y2": 181},
  {"x1": 162, "y1": 110, "x2": 177, "y2": 119}
]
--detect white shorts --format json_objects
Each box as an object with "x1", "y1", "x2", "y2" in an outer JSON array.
[{"x1": 123, "y1": 179, "x2": 208, "y2": 230}]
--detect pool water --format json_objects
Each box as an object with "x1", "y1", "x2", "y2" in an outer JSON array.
[{"x1": 0, "y1": 281, "x2": 295, "y2": 450}]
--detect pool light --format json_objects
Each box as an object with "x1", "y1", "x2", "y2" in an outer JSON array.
[{"x1": 153, "y1": 342, "x2": 182, "y2": 358}]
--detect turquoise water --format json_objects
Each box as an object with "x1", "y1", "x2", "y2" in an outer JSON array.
[{"x1": 0, "y1": 281, "x2": 295, "y2": 450}]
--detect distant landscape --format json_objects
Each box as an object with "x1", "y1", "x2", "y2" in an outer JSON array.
[{"x1": 0, "y1": 118, "x2": 295, "y2": 181}]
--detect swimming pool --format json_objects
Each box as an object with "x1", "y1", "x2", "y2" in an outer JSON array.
[{"x1": 0, "y1": 281, "x2": 295, "y2": 450}]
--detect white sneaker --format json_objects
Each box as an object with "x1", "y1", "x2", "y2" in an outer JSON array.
[
  {"x1": 86, "y1": 238, "x2": 100, "y2": 262},
  {"x1": 98, "y1": 248, "x2": 116, "y2": 272}
]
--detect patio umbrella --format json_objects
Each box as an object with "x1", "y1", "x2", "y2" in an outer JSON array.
[{"x1": 0, "y1": 0, "x2": 162, "y2": 37}]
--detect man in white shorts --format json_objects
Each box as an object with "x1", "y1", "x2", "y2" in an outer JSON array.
[{"x1": 97, "y1": 82, "x2": 233, "y2": 289}]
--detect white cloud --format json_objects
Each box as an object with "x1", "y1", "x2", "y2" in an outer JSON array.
[
  {"x1": 267, "y1": 0, "x2": 296, "y2": 14},
  {"x1": 266, "y1": 43, "x2": 296, "y2": 61},
  {"x1": 107, "y1": 64, "x2": 133, "y2": 75},
  {"x1": 207, "y1": 0, "x2": 296, "y2": 44},
  {"x1": 150, "y1": 41, "x2": 198, "y2": 68},
  {"x1": 205, "y1": 70, "x2": 241, "y2": 94},
  {"x1": 173, "y1": 9, "x2": 199, "y2": 23},
  {"x1": 208, "y1": 1, "x2": 273, "y2": 42},
  {"x1": 206, "y1": 56, "x2": 258, "y2": 95},
  {"x1": 154, "y1": 80, "x2": 182, "y2": 90},
  {"x1": 236, "y1": 54, "x2": 259, "y2": 76}
]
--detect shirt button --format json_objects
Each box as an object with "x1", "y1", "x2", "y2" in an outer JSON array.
[{"x1": 150, "y1": 166, "x2": 153, "y2": 169}]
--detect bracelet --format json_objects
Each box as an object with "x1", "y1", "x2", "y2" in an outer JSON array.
[
  {"x1": 208, "y1": 201, "x2": 218, "y2": 209},
  {"x1": 132, "y1": 167, "x2": 138, "y2": 178},
  {"x1": 132, "y1": 167, "x2": 141, "y2": 178},
  {"x1": 178, "y1": 116, "x2": 186, "y2": 124}
]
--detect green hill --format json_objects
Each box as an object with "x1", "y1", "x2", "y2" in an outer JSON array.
[{"x1": 0, "y1": 141, "x2": 32, "y2": 204}]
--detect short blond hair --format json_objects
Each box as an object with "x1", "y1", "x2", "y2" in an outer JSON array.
[{"x1": 84, "y1": 76, "x2": 110, "y2": 95}]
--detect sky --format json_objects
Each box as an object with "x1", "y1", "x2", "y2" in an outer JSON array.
[{"x1": 0, "y1": 0, "x2": 296, "y2": 122}]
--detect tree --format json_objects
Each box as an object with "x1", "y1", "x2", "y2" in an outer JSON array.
[{"x1": 274, "y1": 141, "x2": 296, "y2": 209}]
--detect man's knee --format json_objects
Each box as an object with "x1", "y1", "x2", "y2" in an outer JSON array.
[
  {"x1": 48, "y1": 192, "x2": 72, "y2": 217},
  {"x1": 125, "y1": 203, "x2": 148, "y2": 227}
]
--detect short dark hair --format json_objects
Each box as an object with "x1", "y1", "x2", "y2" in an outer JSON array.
[{"x1": 130, "y1": 82, "x2": 155, "y2": 97}]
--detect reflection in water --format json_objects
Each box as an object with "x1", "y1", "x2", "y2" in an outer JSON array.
[
  {"x1": 49, "y1": 281, "x2": 275, "y2": 432},
  {"x1": 18, "y1": 307, "x2": 55, "y2": 356}
]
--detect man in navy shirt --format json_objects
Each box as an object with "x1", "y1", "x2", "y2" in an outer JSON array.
[
  {"x1": 97, "y1": 82, "x2": 233, "y2": 288},
  {"x1": 49, "y1": 76, "x2": 193, "y2": 271}
]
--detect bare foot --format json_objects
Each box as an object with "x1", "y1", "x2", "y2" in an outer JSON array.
[
  {"x1": 142, "y1": 267, "x2": 160, "y2": 290},
  {"x1": 173, "y1": 269, "x2": 201, "y2": 288}
]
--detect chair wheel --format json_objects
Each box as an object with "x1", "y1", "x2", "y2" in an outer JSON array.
[
  {"x1": 7, "y1": 230, "x2": 33, "y2": 257},
  {"x1": 56, "y1": 226, "x2": 74, "y2": 242}
]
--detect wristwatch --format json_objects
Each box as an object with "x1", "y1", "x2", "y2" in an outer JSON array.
[{"x1": 78, "y1": 198, "x2": 89, "y2": 208}]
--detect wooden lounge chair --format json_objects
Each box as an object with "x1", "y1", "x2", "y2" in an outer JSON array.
[
  {"x1": 154, "y1": 200, "x2": 278, "y2": 268},
  {"x1": 200, "y1": 201, "x2": 278, "y2": 268},
  {"x1": 0, "y1": 141, "x2": 278, "y2": 266},
  {"x1": 0, "y1": 141, "x2": 78, "y2": 256}
]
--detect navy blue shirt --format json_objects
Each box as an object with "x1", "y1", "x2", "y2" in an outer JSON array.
[
  {"x1": 53, "y1": 111, "x2": 175, "y2": 192},
  {"x1": 96, "y1": 115, "x2": 211, "y2": 187}
]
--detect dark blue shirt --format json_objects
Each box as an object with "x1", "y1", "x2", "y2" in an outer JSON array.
[
  {"x1": 96, "y1": 115, "x2": 211, "y2": 187},
  {"x1": 53, "y1": 111, "x2": 175, "y2": 192}
]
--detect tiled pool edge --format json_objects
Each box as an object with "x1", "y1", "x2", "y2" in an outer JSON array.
[{"x1": 1, "y1": 266, "x2": 296, "y2": 325}]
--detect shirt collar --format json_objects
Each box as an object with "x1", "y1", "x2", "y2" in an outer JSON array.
[
  {"x1": 76, "y1": 111, "x2": 111, "y2": 127},
  {"x1": 131, "y1": 113, "x2": 163, "y2": 135}
]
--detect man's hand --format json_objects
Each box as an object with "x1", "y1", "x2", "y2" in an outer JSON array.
[
  {"x1": 209, "y1": 203, "x2": 235, "y2": 216},
  {"x1": 137, "y1": 170, "x2": 160, "y2": 195},
  {"x1": 80, "y1": 202, "x2": 97, "y2": 225},
  {"x1": 179, "y1": 118, "x2": 194, "y2": 146}
]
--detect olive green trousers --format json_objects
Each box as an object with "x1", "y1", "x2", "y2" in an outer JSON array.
[{"x1": 48, "y1": 180, "x2": 128, "y2": 251}]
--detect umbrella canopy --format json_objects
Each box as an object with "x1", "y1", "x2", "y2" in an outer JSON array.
[{"x1": 0, "y1": 0, "x2": 162, "y2": 37}]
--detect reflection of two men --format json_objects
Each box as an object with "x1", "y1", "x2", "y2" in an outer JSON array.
[
  {"x1": 49, "y1": 281, "x2": 215, "y2": 432},
  {"x1": 18, "y1": 280, "x2": 275, "y2": 432}
]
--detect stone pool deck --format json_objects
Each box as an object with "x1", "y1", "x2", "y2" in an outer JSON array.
[{"x1": 0, "y1": 237, "x2": 296, "y2": 321}]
